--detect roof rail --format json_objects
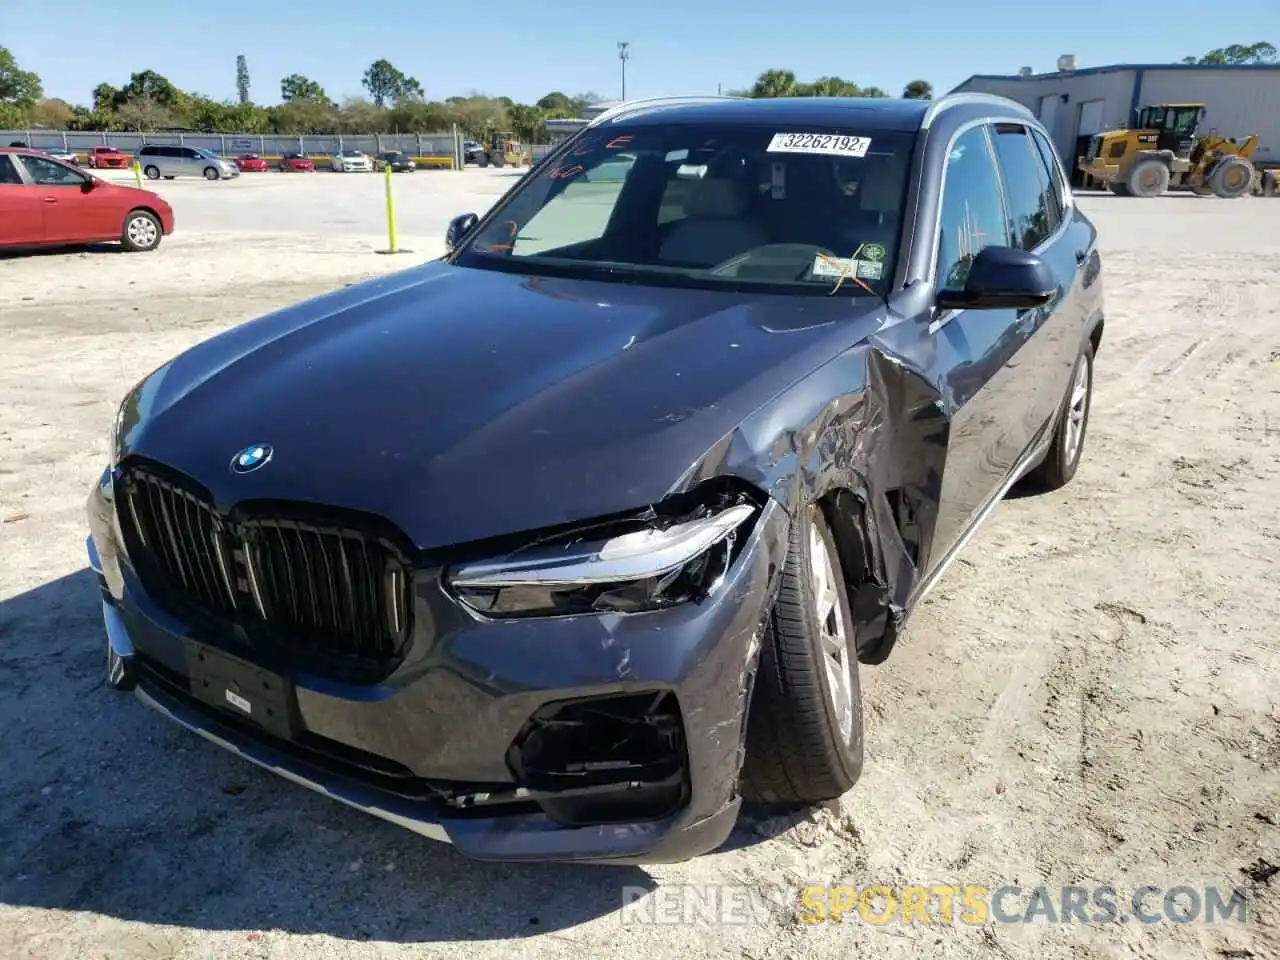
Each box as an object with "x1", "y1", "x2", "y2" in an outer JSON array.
[
  {"x1": 921, "y1": 91, "x2": 1035, "y2": 129},
  {"x1": 586, "y1": 95, "x2": 748, "y2": 128}
]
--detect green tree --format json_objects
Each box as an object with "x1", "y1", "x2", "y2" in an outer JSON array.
[
  {"x1": 1182, "y1": 41, "x2": 1276, "y2": 64},
  {"x1": 280, "y1": 73, "x2": 329, "y2": 104},
  {"x1": 120, "y1": 70, "x2": 181, "y2": 107},
  {"x1": 92, "y1": 83, "x2": 119, "y2": 113},
  {"x1": 902, "y1": 79, "x2": 933, "y2": 99},
  {"x1": 362, "y1": 59, "x2": 422, "y2": 108},
  {"x1": 751, "y1": 69, "x2": 798, "y2": 98},
  {"x1": 536, "y1": 91, "x2": 576, "y2": 116},
  {"x1": 0, "y1": 45, "x2": 43, "y2": 125}
]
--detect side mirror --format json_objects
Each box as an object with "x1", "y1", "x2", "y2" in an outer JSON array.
[
  {"x1": 445, "y1": 212, "x2": 479, "y2": 252},
  {"x1": 935, "y1": 246, "x2": 1056, "y2": 311},
  {"x1": 80, "y1": 178, "x2": 96, "y2": 193}
]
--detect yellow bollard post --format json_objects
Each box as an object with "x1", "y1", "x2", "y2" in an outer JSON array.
[
  {"x1": 376, "y1": 161, "x2": 411, "y2": 255},
  {"x1": 133, "y1": 160, "x2": 143, "y2": 189}
]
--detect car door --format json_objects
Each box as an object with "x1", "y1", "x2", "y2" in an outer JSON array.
[
  {"x1": 916, "y1": 123, "x2": 1042, "y2": 570},
  {"x1": 181, "y1": 147, "x2": 205, "y2": 177},
  {"x1": 0, "y1": 154, "x2": 44, "y2": 245},
  {"x1": 1030, "y1": 126, "x2": 1098, "y2": 399},
  {"x1": 18, "y1": 154, "x2": 117, "y2": 243},
  {"x1": 988, "y1": 122, "x2": 1078, "y2": 448}
]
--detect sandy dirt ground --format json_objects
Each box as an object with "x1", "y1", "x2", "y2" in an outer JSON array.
[{"x1": 0, "y1": 181, "x2": 1278, "y2": 960}]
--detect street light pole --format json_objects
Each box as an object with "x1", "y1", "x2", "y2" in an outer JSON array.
[{"x1": 617, "y1": 41, "x2": 630, "y2": 101}]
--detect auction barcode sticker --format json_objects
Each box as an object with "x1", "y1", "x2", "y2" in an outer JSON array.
[{"x1": 767, "y1": 133, "x2": 872, "y2": 158}]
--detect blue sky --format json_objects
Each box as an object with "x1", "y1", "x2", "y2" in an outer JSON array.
[{"x1": 4, "y1": 0, "x2": 1273, "y2": 107}]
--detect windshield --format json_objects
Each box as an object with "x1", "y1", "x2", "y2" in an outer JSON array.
[{"x1": 455, "y1": 122, "x2": 915, "y2": 297}]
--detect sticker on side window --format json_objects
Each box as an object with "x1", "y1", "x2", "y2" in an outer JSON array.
[{"x1": 767, "y1": 133, "x2": 872, "y2": 158}]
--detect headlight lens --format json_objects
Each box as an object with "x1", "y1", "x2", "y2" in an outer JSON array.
[
  {"x1": 448, "y1": 500, "x2": 758, "y2": 618},
  {"x1": 108, "y1": 396, "x2": 128, "y2": 467}
]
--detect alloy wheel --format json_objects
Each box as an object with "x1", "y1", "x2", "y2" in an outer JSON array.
[
  {"x1": 809, "y1": 522, "x2": 854, "y2": 741},
  {"x1": 1063, "y1": 354, "x2": 1090, "y2": 465}
]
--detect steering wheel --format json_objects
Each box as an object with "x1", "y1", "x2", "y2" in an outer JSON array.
[{"x1": 706, "y1": 243, "x2": 838, "y2": 279}]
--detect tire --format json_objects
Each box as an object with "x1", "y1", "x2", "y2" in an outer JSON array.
[
  {"x1": 203, "y1": 166, "x2": 220, "y2": 181},
  {"x1": 1263, "y1": 170, "x2": 1278, "y2": 197},
  {"x1": 143, "y1": 165, "x2": 160, "y2": 180},
  {"x1": 120, "y1": 209, "x2": 162, "y2": 252},
  {"x1": 494, "y1": 153, "x2": 506, "y2": 168},
  {"x1": 740, "y1": 502, "x2": 864, "y2": 805},
  {"x1": 1209, "y1": 157, "x2": 1253, "y2": 199},
  {"x1": 478, "y1": 152, "x2": 490, "y2": 168},
  {"x1": 1190, "y1": 183, "x2": 1213, "y2": 196},
  {"x1": 1107, "y1": 181, "x2": 1131, "y2": 197},
  {"x1": 1126, "y1": 157, "x2": 1170, "y2": 198},
  {"x1": 1026, "y1": 340, "x2": 1094, "y2": 491}
]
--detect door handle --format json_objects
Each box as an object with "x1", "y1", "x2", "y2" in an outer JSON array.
[{"x1": 42, "y1": 196, "x2": 58, "y2": 203}]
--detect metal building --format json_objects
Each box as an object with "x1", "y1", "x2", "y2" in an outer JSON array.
[{"x1": 951, "y1": 57, "x2": 1280, "y2": 181}]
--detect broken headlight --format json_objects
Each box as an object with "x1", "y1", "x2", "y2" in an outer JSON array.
[{"x1": 447, "y1": 500, "x2": 758, "y2": 619}]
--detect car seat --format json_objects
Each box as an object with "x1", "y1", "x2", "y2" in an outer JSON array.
[{"x1": 658, "y1": 178, "x2": 769, "y2": 267}]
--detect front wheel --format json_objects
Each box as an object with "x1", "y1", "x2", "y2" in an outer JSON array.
[
  {"x1": 740, "y1": 503, "x2": 864, "y2": 805},
  {"x1": 203, "y1": 166, "x2": 220, "y2": 181},
  {"x1": 1209, "y1": 157, "x2": 1254, "y2": 198},
  {"x1": 1026, "y1": 340, "x2": 1094, "y2": 490},
  {"x1": 121, "y1": 209, "x2": 162, "y2": 252},
  {"x1": 143, "y1": 165, "x2": 160, "y2": 180}
]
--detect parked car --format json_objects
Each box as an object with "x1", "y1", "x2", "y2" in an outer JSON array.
[
  {"x1": 462, "y1": 140, "x2": 484, "y2": 164},
  {"x1": 329, "y1": 149, "x2": 373, "y2": 172},
  {"x1": 374, "y1": 150, "x2": 416, "y2": 172},
  {"x1": 0, "y1": 147, "x2": 173, "y2": 252},
  {"x1": 277, "y1": 152, "x2": 314, "y2": 172},
  {"x1": 87, "y1": 93, "x2": 1103, "y2": 864},
  {"x1": 86, "y1": 145, "x2": 130, "y2": 170},
  {"x1": 233, "y1": 154, "x2": 269, "y2": 172},
  {"x1": 136, "y1": 145, "x2": 239, "y2": 181}
]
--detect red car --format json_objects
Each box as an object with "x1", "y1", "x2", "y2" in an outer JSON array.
[
  {"x1": 277, "y1": 152, "x2": 315, "y2": 172},
  {"x1": 234, "y1": 154, "x2": 268, "y2": 172},
  {"x1": 86, "y1": 145, "x2": 130, "y2": 169},
  {"x1": 0, "y1": 147, "x2": 174, "y2": 252}
]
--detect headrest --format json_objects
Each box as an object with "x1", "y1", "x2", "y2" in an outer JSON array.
[
  {"x1": 682, "y1": 178, "x2": 747, "y2": 218},
  {"x1": 858, "y1": 158, "x2": 908, "y2": 213}
]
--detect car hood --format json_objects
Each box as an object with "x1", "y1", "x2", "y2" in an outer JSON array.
[{"x1": 121, "y1": 263, "x2": 883, "y2": 550}]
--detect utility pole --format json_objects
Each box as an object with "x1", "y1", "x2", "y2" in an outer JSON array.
[{"x1": 617, "y1": 41, "x2": 630, "y2": 101}]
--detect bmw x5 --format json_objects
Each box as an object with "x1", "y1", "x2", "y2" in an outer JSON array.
[{"x1": 87, "y1": 93, "x2": 1104, "y2": 864}]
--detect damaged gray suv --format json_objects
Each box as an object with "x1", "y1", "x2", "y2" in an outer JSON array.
[{"x1": 87, "y1": 92, "x2": 1103, "y2": 864}]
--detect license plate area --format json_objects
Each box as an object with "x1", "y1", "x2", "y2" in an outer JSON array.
[{"x1": 183, "y1": 639, "x2": 298, "y2": 740}]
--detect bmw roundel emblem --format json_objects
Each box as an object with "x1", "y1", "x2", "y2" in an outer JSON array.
[{"x1": 230, "y1": 443, "x2": 273, "y2": 474}]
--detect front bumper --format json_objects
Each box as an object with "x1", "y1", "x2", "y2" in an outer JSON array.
[{"x1": 86, "y1": 469, "x2": 787, "y2": 863}]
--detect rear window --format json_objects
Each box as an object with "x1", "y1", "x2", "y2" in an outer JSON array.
[{"x1": 456, "y1": 122, "x2": 916, "y2": 298}]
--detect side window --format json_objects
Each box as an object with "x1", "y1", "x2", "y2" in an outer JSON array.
[
  {"x1": 991, "y1": 125, "x2": 1056, "y2": 251},
  {"x1": 0, "y1": 155, "x2": 23, "y2": 185},
  {"x1": 182, "y1": 148, "x2": 200, "y2": 159},
  {"x1": 1030, "y1": 129, "x2": 1068, "y2": 220},
  {"x1": 936, "y1": 125, "x2": 1008, "y2": 292},
  {"x1": 19, "y1": 155, "x2": 84, "y2": 186},
  {"x1": 139, "y1": 146, "x2": 156, "y2": 157}
]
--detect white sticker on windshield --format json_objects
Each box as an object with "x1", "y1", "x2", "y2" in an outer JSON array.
[
  {"x1": 768, "y1": 133, "x2": 872, "y2": 157},
  {"x1": 810, "y1": 256, "x2": 883, "y2": 281}
]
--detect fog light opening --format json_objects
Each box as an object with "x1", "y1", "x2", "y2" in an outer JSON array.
[{"x1": 508, "y1": 691, "x2": 690, "y2": 827}]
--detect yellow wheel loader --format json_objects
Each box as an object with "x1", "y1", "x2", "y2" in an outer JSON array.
[
  {"x1": 1077, "y1": 103, "x2": 1258, "y2": 198},
  {"x1": 475, "y1": 132, "x2": 532, "y2": 169}
]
